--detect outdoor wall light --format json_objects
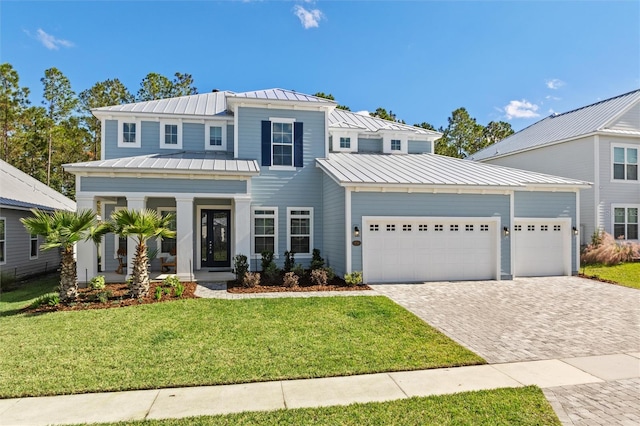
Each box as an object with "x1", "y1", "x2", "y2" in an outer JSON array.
[
  {"x1": 503, "y1": 226, "x2": 510, "y2": 236},
  {"x1": 572, "y1": 226, "x2": 579, "y2": 235},
  {"x1": 354, "y1": 226, "x2": 360, "y2": 238}
]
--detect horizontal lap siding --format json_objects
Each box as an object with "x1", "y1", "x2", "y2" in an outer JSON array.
[
  {"x1": 81, "y1": 177, "x2": 246, "y2": 194},
  {"x1": 182, "y1": 123, "x2": 204, "y2": 151},
  {"x1": 322, "y1": 175, "x2": 345, "y2": 276},
  {"x1": 351, "y1": 192, "x2": 510, "y2": 277},
  {"x1": 408, "y1": 141, "x2": 432, "y2": 154},
  {"x1": 238, "y1": 107, "x2": 326, "y2": 269},
  {"x1": 358, "y1": 138, "x2": 382, "y2": 153}
]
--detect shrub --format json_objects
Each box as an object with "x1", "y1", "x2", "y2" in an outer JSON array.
[
  {"x1": 292, "y1": 263, "x2": 306, "y2": 278},
  {"x1": 283, "y1": 271, "x2": 299, "y2": 288},
  {"x1": 322, "y1": 266, "x2": 336, "y2": 281},
  {"x1": 261, "y1": 251, "x2": 275, "y2": 271},
  {"x1": 162, "y1": 275, "x2": 180, "y2": 288},
  {"x1": 581, "y1": 231, "x2": 640, "y2": 266},
  {"x1": 310, "y1": 248, "x2": 325, "y2": 270},
  {"x1": 96, "y1": 290, "x2": 112, "y2": 304},
  {"x1": 89, "y1": 275, "x2": 106, "y2": 290},
  {"x1": 243, "y1": 271, "x2": 261, "y2": 288},
  {"x1": 174, "y1": 282, "x2": 185, "y2": 298},
  {"x1": 30, "y1": 293, "x2": 60, "y2": 308},
  {"x1": 284, "y1": 251, "x2": 295, "y2": 272},
  {"x1": 154, "y1": 285, "x2": 163, "y2": 300},
  {"x1": 233, "y1": 254, "x2": 249, "y2": 281},
  {"x1": 344, "y1": 271, "x2": 363, "y2": 287},
  {"x1": 263, "y1": 263, "x2": 280, "y2": 284},
  {"x1": 310, "y1": 269, "x2": 328, "y2": 286}
]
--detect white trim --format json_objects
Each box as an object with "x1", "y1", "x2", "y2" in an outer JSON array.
[
  {"x1": 513, "y1": 217, "x2": 572, "y2": 277},
  {"x1": 196, "y1": 204, "x2": 234, "y2": 270},
  {"x1": 331, "y1": 131, "x2": 359, "y2": 153},
  {"x1": 227, "y1": 97, "x2": 332, "y2": 113},
  {"x1": 117, "y1": 119, "x2": 141, "y2": 148},
  {"x1": 29, "y1": 233, "x2": 39, "y2": 260},
  {"x1": 509, "y1": 191, "x2": 515, "y2": 277},
  {"x1": 575, "y1": 190, "x2": 581, "y2": 271},
  {"x1": 594, "y1": 135, "x2": 600, "y2": 233},
  {"x1": 268, "y1": 117, "x2": 296, "y2": 124},
  {"x1": 250, "y1": 207, "x2": 278, "y2": 259},
  {"x1": 610, "y1": 143, "x2": 639, "y2": 183},
  {"x1": 345, "y1": 188, "x2": 352, "y2": 274},
  {"x1": 156, "y1": 207, "x2": 177, "y2": 258},
  {"x1": 233, "y1": 109, "x2": 239, "y2": 159},
  {"x1": 286, "y1": 207, "x2": 313, "y2": 258},
  {"x1": 611, "y1": 203, "x2": 640, "y2": 241},
  {"x1": 382, "y1": 133, "x2": 408, "y2": 154},
  {"x1": 100, "y1": 117, "x2": 106, "y2": 160},
  {"x1": 205, "y1": 122, "x2": 227, "y2": 151},
  {"x1": 159, "y1": 119, "x2": 183, "y2": 149},
  {"x1": 69, "y1": 170, "x2": 257, "y2": 180},
  {"x1": 0, "y1": 217, "x2": 6, "y2": 265},
  {"x1": 324, "y1": 110, "x2": 330, "y2": 157}
]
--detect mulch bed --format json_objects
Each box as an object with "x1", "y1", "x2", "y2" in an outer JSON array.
[
  {"x1": 577, "y1": 273, "x2": 619, "y2": 285},
  {"x1": 23, "y1": 281, "x2": 198, "y2": 314},
  {"x1": 227, "y1": 276, "x2": 371, "y2": 293}
]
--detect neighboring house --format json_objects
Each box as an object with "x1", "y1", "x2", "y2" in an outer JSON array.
[
  {"x1": 0, "y1": 159, "x2": 77, "y2": 280},
  {"x1": 471, "y1": 89, "x2": 639, "y2": 246},
  {"x1": 65, "y1": 89, "x2": 589, "y2": 284}
]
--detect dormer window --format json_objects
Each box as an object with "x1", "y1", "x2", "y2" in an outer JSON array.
[
  {"x1": 118, "y1": 119, "x2": 141, "y2": 148},
  {"x1": 391, "y1": 139, "x2": 402, "y2": 151},
  {"x1": 383, "y1": 134, "x2": 408, "y2": 154},
  {"x1": 340, "y1": 137, "x2": 351, "y2": 149},
  {"x1": 205, "y1": 124, "x2": 227, "y2": 151},
  {"x1": 331, "y1": 132, "x2": 358, "y2": 152},
  {"x1": 160, "y1": 120, "x2": 182, "y2": 149}
]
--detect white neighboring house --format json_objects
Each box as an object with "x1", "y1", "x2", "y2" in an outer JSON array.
[
  {"x1": 0, "y1": 159, "x2": 77, "y2": 280},
  {"x1": 471, "y1": 89, "x2": 640, "y2": 245}
]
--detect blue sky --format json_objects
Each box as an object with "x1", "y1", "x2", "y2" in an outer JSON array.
[{"x1": 1, "y1": 0, "x2": 639, "y2": 131}]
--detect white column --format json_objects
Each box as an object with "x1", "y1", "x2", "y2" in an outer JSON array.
[
  {"x1": 125, "y1": 197, "x2": 146, "y2": 280},
  {"x1": 176, "y1": 197, "x2": 194, "y2": 280},
  {"x1": 234, "y1": 197, "x2": 251, "y2": 261},
  {"x1": 76, "y1": 196, "x2": 97, "y2": 284}
]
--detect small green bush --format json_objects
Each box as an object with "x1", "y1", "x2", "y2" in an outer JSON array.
[
  {"x1": 261, "y1": 251, "x2": 275, "y2": 271},
  {"x1": 30, "y1": 293, "x2": 60, "y2": 308},
  {"x1": 322, "y1": 266, "x2": 336, "y2": 281},
  {"x1": 96, "y1": 290, "x2": 112, "y2": 304},
  {"x1": 284, "y1": 251, "x2": 295, "y2": 273},
  {"x1": 344, "y1": 271, "x2": 363, "y2": 286},
  {"x1": 174, "y1": 282, "x2": 185, "y2": 298},
  {"x1": 162, "y1": 275, "x2": 180, "y2": 288},
  {"x1": 310, "y1": 248, "x2": 325, "y2": 270},
  {"x1": 233, "y1": 254, "x2": 248, "y2": 281},
  {"x1": 89, "y1": 275, "x2": 106, "y2": 290},
  {"x1": 310, "y1": 269, "x2": 328, "y2": 286},
  {"x1": 292, "y1": 263, "x2": 306, "y2": 278},
  {"x1": 154, "y1": 285, "x2": 163, "y2": 301},
  {"x1": 283, "y1": 271, "x2": 299, "y2": 288},
  {"x1": 242, "y1": 271, "x2": 261, "y2": 288},
  {"x1": 263, "y1": 263, "x2": 280, "y2": 283}
]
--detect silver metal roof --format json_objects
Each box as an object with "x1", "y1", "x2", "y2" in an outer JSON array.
[
  {"x1": 229, "y1": 88, "x2": 335, "y2": 104},
  {"x1": 64, "y1": 152, "x2": 260, "y2": 175},
  {"x1": 472, "y1": 89, "x2": 640, "y2": 161},
  {"x1": 317, "y1": 153, "x2": 590, "y2": 188},
  {"x1": 0, "y1": 159, "x2": 76, "y2": 211},
  {"x1": 93, "y1": 91, "x2": 231, "y2": 116},
  {"x1": 329, "y1": 109, "x2": 441, "y2": 137}
]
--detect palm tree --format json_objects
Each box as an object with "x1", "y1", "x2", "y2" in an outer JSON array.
[
  {"x1": 21, "y1": 209, "x2": 104, "y2": 302},
  {"x1": 110, "y1": 208, "x2": 175, "y2": 298}
]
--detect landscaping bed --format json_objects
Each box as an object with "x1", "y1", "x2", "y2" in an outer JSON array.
[{"x1": 227, "y1": 275, "x2": 370, "y2": 293}]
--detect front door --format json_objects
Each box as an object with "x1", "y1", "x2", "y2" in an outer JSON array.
[{"x1": 201, "y1": 209, "x2": 231, "y2": 268}]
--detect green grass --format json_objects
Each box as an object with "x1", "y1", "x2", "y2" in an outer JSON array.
[
  {"x1": 88, "y1": 386, "x2": 560, "y2": 426},
  {"x1": 0, "y1": 274, "x2": 59, "y2": 316},
  {"x1": 0, "y1": 287, "x2": 484, "y2": 398},
  {"x1": 581, "y1": 262, "x2": 640, "y2": 289}
]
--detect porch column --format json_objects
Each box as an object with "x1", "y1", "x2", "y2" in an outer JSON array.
[
  {"x1": 176, "y1": 197, "x2": 194, "y2": 281},
  {"x1": 76, "y1": 196, "x2": 97, "y2": 284},
  {"x1": 234, "y1": 197, "x2": 251, "y2": 262},
  {"x1": 125, "y1": 197, "x2": 146, "y2": 280}
]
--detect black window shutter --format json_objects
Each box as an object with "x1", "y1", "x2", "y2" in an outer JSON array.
[
  {"x1": 261, "y1": 120, "x2": 271, "y2": 166},
  {"x1": 294, "y1": 122, "x2": 303, "y2": 167}
]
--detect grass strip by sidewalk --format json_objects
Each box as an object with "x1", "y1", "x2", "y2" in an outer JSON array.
[
  {"x1": 87, "y1": 386, "x2": 560, "y2": 426},
  {"x1": 0, "y1": 295, "x2": 484, "y2": 398},
  {"x1": 581, "y1": 262, "x2": 640, "y2": 289}
]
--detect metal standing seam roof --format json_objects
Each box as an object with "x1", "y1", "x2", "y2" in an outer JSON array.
[
  {"x1": 329, "y1": 109, "x2": 441, "y2": 137},
  {"x1": 316, "y1": 153, "x2": 591, "y2": 187},
  {"x1": 0, "y1": 159, "x2": 76, "y2": 211},
  {"x1": 471, "y1": 89, "x2": 640, "y2": 161},
  {"x1": 229, "y1": 88, "x2": 336, "y2": 104},
  {"x1": 63, "y1": 152, "x2": 260, "y2": 175},
  {"x1": 92, "y1": 91, "x2": 231, "y2": 116}
]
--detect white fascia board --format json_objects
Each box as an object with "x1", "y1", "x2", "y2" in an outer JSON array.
[
  {"x1": 92, "y1": 109, "x2": 232, "y2": 123},
  {"x1": 226, "y1": 97, "x2": 334, "y2": 113},
  {"x1": 68, "y1": 170, "x2": 258, "y2": 180},
  {"x1": 600, "y1": 98, "x2": 640, "y2": 130}
]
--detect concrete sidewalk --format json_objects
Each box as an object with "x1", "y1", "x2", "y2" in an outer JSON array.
[{"x1": 1, "y1": 353, "x2": 638, "y2": 426}]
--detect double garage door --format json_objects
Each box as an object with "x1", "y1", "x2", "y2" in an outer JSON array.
[{"x1": 362, "y1": 216, "x2": 572, "y2": 283}]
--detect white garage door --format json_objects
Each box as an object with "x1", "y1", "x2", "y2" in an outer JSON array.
[
  {"x1": 513, "y1": 218, "x2": 571, "y2": 277},
  {"x1": 362, "y1": 217, "x2": 500, "y2": 283}
]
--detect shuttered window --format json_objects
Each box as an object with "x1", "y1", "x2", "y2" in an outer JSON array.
[{"x1": 261, "y1": 120, "x2": 303, "y2": 168}]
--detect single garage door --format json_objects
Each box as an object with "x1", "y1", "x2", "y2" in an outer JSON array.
[
  {"x1": 362, "y1": 216, "x2": 500, "y2": 283},
  {"x1": 513, "y1": 218, "x2": 571, "y2": 277}
]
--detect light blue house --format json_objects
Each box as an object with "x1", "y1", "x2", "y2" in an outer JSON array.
[{"x1": 65, "y1": 89, "x2": 589, "y2": 283}]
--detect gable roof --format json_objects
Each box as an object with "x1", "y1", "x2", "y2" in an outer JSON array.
[
  {"x1": 317, "y1": 153, "x2": 590, "y2": 189},
  {"x1": 329, "y1": 109, "x2": 441, "y2": 138},
  {"x1": 229, "y1": 88, "x2": 335, "y2": 104},
  {"x1": 471, "y1": 89, "x2": 640, "y2": 161},
  {"x1": 0, "y1": 159, "x2": 76, "y2": 211},
  {"x1": 93, "y1": 91, "x2": 231, "y2": 116}
]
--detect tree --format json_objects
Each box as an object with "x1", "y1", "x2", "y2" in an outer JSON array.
[
  {"x1": 0, "y1": 63, "x2": 30, "y2": 162},
  {"x1": 12, "y1": 106, "x2": 49, "y2": 184},
  {"x1": 137, "y1": 72, "x2": 197, "y2": 101},
  {"x1": 370, "y1": 107, "x2": 396, "y2": 122},
  {"x1": 414, "y1": 122, "x2": 437, "y2": 131},
  {"x1": 21, "y1": 209, "x2": 103, "y2": 302},
  {"x1": 482, "y1": 120, "x2": 514, "y2": 146},
  {"x1": 437, "y1": 108, "x2": 484, "y2": 158},
  {"x1": 110, "y1": 209, "x2": 176, "y2": 298},
  {"x1": 79, "y1": 79, "x2": 133, "y2": 159},
  {"x1": 41, "y1": 67, "x2": 78, "y2": 186},
  {"x1": 313, "y1": 92, "x2": 350, "y2": 111}
]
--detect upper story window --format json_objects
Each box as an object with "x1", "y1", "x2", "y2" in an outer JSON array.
[
  {"x1": 613, "y1": 145, "x2": 638, "y2": 181},
  {"x1": 613, "y1": 206, "x2": 638, "y2": 240},
  {"x1": 118, "y1": 120, "x2": 141, "y2": 148},
  {"x1": 340, "y1": 137, "x2": 351, "y2": 149},
  {"x1": 383, "y1": 134, "x2": 408, "y2": 154},
  {"x1": 287, "y1": 208, "x2": 313, "y2": 256},
  {"x1": 205, "y1": 123, "x2": 227, "y2": 151},
  {"x1": 160, "y1": 120, "x2": 182, "y2": 149},
  {"x1": 331, "y1": 132, "x2": 358, "y2": 153},
  {"x1": 262, "y1": 118, "x2": 303, "y2": 169},
  {"x1": 252, "y1": 208, "x2": 278, "y2": 256},
  {"x1": 0, "y1": 218, "x2": 5, "y2": 264},
  {"x1": 391, "y1": 139, "x2": 402, "y2": 151}
]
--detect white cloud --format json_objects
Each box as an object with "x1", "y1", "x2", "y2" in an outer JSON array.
[
  {"x1": 545, "y1": 95, "x2": 561, "y2": 101},
  {"x1": 293, "y1": 5, "x2": 324, "y2": 29},
  {"x1": 30, "y1": 28, "x2": 74, "y2": 50},
  {"x1": 545, "y1": 78, "x2": 565, "y2": 90},
  {"x1": 504, "y1": 99, "x2": 540, "y2": 120},
  {"x1": 355, "y1": 110, "x2": 370, "y2": 116}
]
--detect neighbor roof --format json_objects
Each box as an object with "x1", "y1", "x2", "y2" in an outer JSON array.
[
  {"x1": 317, "y1": 153, "x2": 590, "y2": 188},
  {"x1": 64, "y1": 151, "x2": 260, "y2": 175},
  {"x1": 0, "y1": 159, "x2": 76, "y2": 211},
  {"x1": 471, "y1": 89, "x2": 640, "y2": 161}
]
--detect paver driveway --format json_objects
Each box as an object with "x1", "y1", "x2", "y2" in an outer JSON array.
[{"x1": 372, "y1": 276, "x2": 639, "y2": 364}]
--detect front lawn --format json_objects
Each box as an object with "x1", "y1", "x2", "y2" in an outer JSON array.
[
  {"x1": 0, "y1": 285, "x2": 483, "y2": 398},
  {"x1": 581, "y1": 262, "x2": 640, "y2": 289},
  {"x1": 89, "y1": 386, "x2": 560, "y2": 426},
  {"x1": 0, "y1": 274, "x2": 58, "y2": 316}
]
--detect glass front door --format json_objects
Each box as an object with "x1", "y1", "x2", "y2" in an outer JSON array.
[{"x1": 200, "y1": 209, "x2": 231, "y2": 268}]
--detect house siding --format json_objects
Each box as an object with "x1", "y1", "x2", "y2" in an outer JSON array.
[
  {"x1": 80, "y1": 177, "x2": 247, "y2": 194},
  {"x1": 610, "y1": 103, "x2": 640, "y2": 132},
  {"x1": 350, "y1": 192, "x2": 511, "y2": 277},
  {"x1": 358, "y1": 138, "x2": 383, "y2": 153},
  {"x1": 322, "y1": 175, "x2": 346, "y2": 276},
  {"x1": 408, "y1": 141, "x2": 432, "y2": 154},
  {"x1": 0, "y1": 208, "x2": 61, "y2": 279}
]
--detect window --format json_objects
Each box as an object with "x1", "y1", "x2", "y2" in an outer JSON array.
[
  {"x1": 613, "y1": 146, "x2": 638, "y2": 181},
  {"x1": 159, "y1": 120, "x2": 182, "y2": 149},
  {"x1": 370, "y1": 224, "x2": 379, "y2": 232},
  {"x1": 205, "y1": 124, "x2": 227, "y2": 151},
  {"x1": 391, "y1": 139, "x2": 402, "y2": 151},
  {"x1": 273, "y1": 122, "x2": 293, "y2": 166},
  {"x1": 118, "y1": 120, "x2": 141, "y2": 148},
  {"x1": 331, "y1": 132, "x2": 358, "y2": 152},
  {"x1": 262, "y1": 119, "x2": 303, "y2": 168},
  {"x1": 614, "y1": 206, "x2": 638, "y2": 240},
  {"x1": 450, "y1": 224, "x2": 459, "y2": 231},
  {"x1": 434, "y1": 224, "x2": 443, "y2": 231},
  {"x1": 383, "y1": 134, "x2": 408, "y2": 154},
  {"x1": 0, "y1": 218, "x2": 5, "y2": 264},
  {"x1": 541, "y1": 225, "x2": 549, "y2": 231},
  {"x1": 402, "y1": 224, "x2": 412, "y2": 232},
  {"x1": 465, "y1": 224, "x2": 474, "y2": 232},
  {"x1": 30, "y1": 234, "x2": 38, "y2": 259},
  {"x1": 528, "y1": 225, "x2": 535, "y2": 231},
  {"x1": 514, "y1": 225, "x2": 522, "y2": 231},
  {"x1": 553, "y1": 225, "x2": 561, "y2": 232},
  {"x1": 158, "y1": 208, "x2": 177, "y2": 255},
  {"x1": 480, "y1": 224, "x2": 489, "y2": 232},
  {"x1": 209, "y1": 127, "x2": 222, "y2": 146},
  {"x1": 386, "y1": 224, "x2": 396, "y2": 232},
  {"x1": 287, "y1": 208, "x2": 312, "y2": 255},
  {"x1": 253, "y1": 208, "x2": 278, "y2": 255},
  {"x1": 419, "y1": 224, "x2": 428, "y2": 231},
  {"x1": 340, "y1": 137, "x2": 351, "y2": 149}
]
